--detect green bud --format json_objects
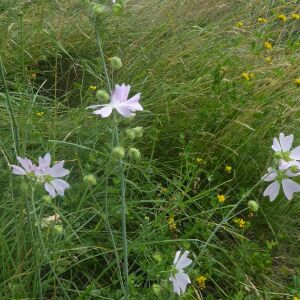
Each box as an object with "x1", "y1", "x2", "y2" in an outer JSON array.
[
  {"x1": 110, "y1": 56, "x2": 122, "y2": 70},
  {"x1": 112, "y1": 3, "x2": 123, "y2": 16},
  {"x1": 42, "y1": 195, "x2": 53, "y2": 205},
  {"x1": 152, "y1": 252, "x2": 162, "y2": 262},
  {"x1": 248, "y1": 200, "x2": 259, "y2": 212},
  {"x1": 96, "y1": 89, "x2": 110, "y2": 102},
  {"x1": 20, "y1": 181, "x2": 29, "y2": 193},
  {"x1": 125, "y1": 128, "x2": 136, "y2": 140},
  {"x1": 93, "y1": 4, "x2": 106, "y2": 16},
  {"x1": 53, "y1": 224, "x2": 63, "y2": 235},
  {"x1": 274, "y1": 152, "x2": 283, "y2": 159},
  {"x1": 152, "y1": 284, "x2": 162, "y2": 297},
  {"x1": 112, "y1": 146, "x2": 125, "y2": 159},
  {"x1": 290, "y1": 165, "x2": 299, "y2": 173},
  {"x1": 83, "y1": 174, "x2": 97, "y2": 186},
  {"x1": 133, "y1": 126, "x2": 143, "y2": 138},
  {"x1": 128, "y1": 147, "x2": 141, "y2": 160}
]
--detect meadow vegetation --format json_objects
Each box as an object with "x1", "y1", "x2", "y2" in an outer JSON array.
[{"x1": 1, "y1": 0, "x2": 300, "y2": 299}]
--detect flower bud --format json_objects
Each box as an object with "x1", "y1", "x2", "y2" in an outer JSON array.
[
  {"x1": 53, "y1": 224, "x2": 63, "y2": 235},
  {"x1": 110, "y1": 56, "x2": 122, "y2": 70},
  {"x1": 112, "y1": 3, "x2": 123, "y2": 16},
  {"x1": 152, "y1": 252, "x2": 162, "y2": 262},
  {"x1": 112, "y1": 146, "x2": 125, "y2": 159},
  {"x1": 128, "y1": 147, "x2": 141, "y2": 160},
  {"x1": 96, "y1": 89, "x2": 110, "y2": 102},
  {"x1": 42, "y1": 195, "x2": 53, "y2": 205},
  {"x1": 152, "y1": 284, "x2": 162, "y2": 297},
  {"x1": 83, "y1": 174, "x2": 97, "y2": 186},
  {"x1": 125, "y1": 128, "x2": 136, "y2": 140},
  {"x1": 248, "y1": 200, "x2": 259, "y2": 212},
  {"x1": 93, "y1": 4, "x2": 106, "y2": 16},
  {"x1": 274, "y1": 152, "x2": 283, "y2": 159},
  {"x1": 20, "y1": 181, "x2": 29, "y2": 193},
  {"x1": 290, "y1": 165, "x2": 299, "y2": 173},
  {"x1": 133, "y1": 126, "x2": 143, "y2": 138}
]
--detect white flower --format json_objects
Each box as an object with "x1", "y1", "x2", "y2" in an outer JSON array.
[
  {"x1": 12, "y1": 156, "x2": 37, "y2": 176},
  {"x1": 86, "y1": 84, "x2": 143, "y2": 118},
  {"x1": 262, "y1": 167, "x2": 300, "y2": 201},
  {"x1": 169, "y1": 250, "x2": 192, "y2": 296},
  {"x1": 272, "y1": 133, "x2": 300, "y2": 169}
]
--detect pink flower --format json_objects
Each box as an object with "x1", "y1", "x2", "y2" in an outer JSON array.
[
  {"x1": 36, "y1": 153, "x2": 70, "y2": 197},
  {"x1": 11, "y1": 153, "x2": 70, "y2": 198},
  {"x1": 87, "y1": 84, "x2": 143, "y2": 118}
]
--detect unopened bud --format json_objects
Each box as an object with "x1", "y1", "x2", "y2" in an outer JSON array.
[
  {"x1": 83, "y1": 174, "x2": 97, "y2": 186},
  {"x1": 152, "y1": 284, "x2": 162, "y2": 297},
  {"x1": 128, "y1": 147, "x2": 141, "y2": 160},
  {"x1": 125, "y1": 128, "x2": 136, "y2": 140},
  {"x1": 53, "y1": 225, "x2": 63, "y2": 235},
  {"x1": 153, "y1": 252, "x2": 162, "y2": 262},
  {"x1": 248, "y1": 200, "x2": 259, "y2": 212},
  {"x1": 93, "y1": 4, "x2": 106, "y2": 16},
  {"x1": 274, "y1": 152, "x2": 283, "y2": 159},
  {"x1": 42, "y1": 195, "x2": 53, "y2": 205},
  {"x1": 96, "y1": 89, "x2": 110, "y2": 102},
  {"x1": 290, "y1": 165, "x2": 299, "y2": 173},
  {"x1": 110, "y1": 56, "x2": 122, "y2": 70},
  {"x1": 112, "y1": 146, "x2": 125, "y2": 159},
  {"x1": 133, "y1": 126, "x2": 143, "y2": 138},
  {"x1": 112, "y1": 3, "x2": 123, "y2": 16}
]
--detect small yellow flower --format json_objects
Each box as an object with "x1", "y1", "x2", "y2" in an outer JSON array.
[
  {"x1": 36, "y1": 112, "x2": 44, "y2": 117},
  {"x1": 225, "y1": 165, "x2": 232, "y2": 173},
  {"x1": 168, "y1": 216, "x2": 176, "y2": 231},
  {"x1": 234, "y1": 218, "x2": 246, "y2": 229},
  {"x1": 265, "y1": 56, "x2": 272, "y2": 64},
  {"x1": 196, "y1": 157, "x2": 204, "y2": 164},
  {"x1": 217, "y1": 194, "x2": 226, "y2": 203},
  {"x1": 258, "y1": 17, "x2": 268, "y2": 23},
  {"x1": 293, "y1": 296, "x2": 299, "y2": 300},
  {"x1": 291, "y1": 13, "x2": 300, "y2": 20},
  {"x1": 250, "y1": 73, "x2": 255, "y2": 79},
  {"x1": 278, "y1": 14, "x2": 287, "y2": 22},
  {"x1": 264, "y1": 41, "x2": 273, "y2": 50},
  {"x1": 241, "y1": 72, "x2": 250, "y2": 81},
  {"x1": 89, "y1": 85, "x2": 97, "y2": 91},
  {"x1": 295, "y1": 78, "x2": 300, "y2": 86},
  {"x1": 196, "y1": 275, "x2": 207, "y2": 290},
  {"x1": 236, "y1": 21, "x2": 244, "y2": 28},
  {"x1": 161, "y1": 187, "x2": 167, "y2": 193},
  {"x1": 31, "y1": 73, "x2": 37, "y2": 80}
]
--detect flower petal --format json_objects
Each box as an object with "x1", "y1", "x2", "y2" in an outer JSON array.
[
  {"x1": 290, "y1": 146, "x2": 300, "y2": 160},
  {"x1": 176, "y1": 251, "x2": 192, "y2": 270},
  {"x1": 262, "y1": 168, "x2": 277, "y2": 182},
  {"x1": 44, "y1": 182, "x2": 56, "y2": 197},
  {"x1": 17, "y1": 157, "x2": 34, "y2": 173},
  {"x1": 50, "y1": 179, "x2": 70, "y2": 196},
  {"x1": 111, "y1": 84, "x2": 130, "y2": 104},
  {"x1": 282, "y1": 179, "x2": 300, "y2": 200},
  {"x1": 173, "y1": 251, "x2": 181, "y2": 265},
  {"x1": 39, "y1": 153, "x2": 51, "y2": 169},
  {"x1": 11, "y1": 165, "x2": 26, "y2": 175},
  {"x1": 48, "y1": 161, "x2": 69, "y2": 177},
  {"x1": 93, "y1": 106, "x2": 113, "y2": 118},
  {"x1": 169, "y1": 275, "x2": 181, "y2": 295},
  {"x1": 279, "y1": 133, "x2": 293, "y2": 152},
  {"x1": 115, "y1": 104, "x2": 134, "y2": 117},
  {"x1": 271, "y1": 138, "x2": 281, "y2": 152},
  {"x1": 263, "y1": 181, "x2": 280, "y2": 201},
  {"x1": 175, "y1": 271, "x2": 191, "y2": 294}
]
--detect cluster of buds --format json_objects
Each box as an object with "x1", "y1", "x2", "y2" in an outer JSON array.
[
  {"x1": 262, "y1": 133, "x2": 300, "y2": 201},
  {"x1": 90, "y1": 0, "x2": 126, "y2": 17}
]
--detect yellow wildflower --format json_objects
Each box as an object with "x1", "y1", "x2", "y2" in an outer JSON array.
[
  {"x1": 89, "y1": 85, "x2": 97, "y2": 91},
  {"x1": 250, "y1": 73, "x2": 255, "y2": 79},
  {"x1": 161, "y1": 187, "x2": 167, "y2": 193},
  {"x1": 236, "y1": 21, "x2": 244, "y2": 28},
  {"x1": 196, "y1": 275, "x2": 207, "y2": 290},
  {"x1": 291, "y1": 13, "x2": 300, "y2": 20},
  {"x1": 234, "y1": 218, "x2": 246, "y2": 229},
  {"x1": 217, "y1": 194, "x2": 226, "y2": 203},
  {"x1": 293, "y1": 296, "x2": 300, "y2": 300},
  {"x1": 36, "y1": 112, "x2": 44, "y2": 117},
  {"x1": 225, "y1": 165, "x2": 232, "y2": 173},
  {"x1": 278, "y1": 14, "x2": 287, "y2": 22},
  {"x1": 258, "y1": 17, "x2": 268, "y2": 23},
  {"x1": 295, "y1": 78, "x2": 300, "y2": 86},
  {"x1": 241, "y1": 72, "x2": 250, "y2": 81},
  {"x1": 196, "y1": 157, "x2": 204, "y2": 164},
  {"x1": 168, "y1": 216, "x2": 176, "y2": 231},
  {"x1": 264, "y1": 41, "x2": 273, "y2": 50},
  {"x1": 265, "y1": 56, "x2": 272, "y2": 64}
]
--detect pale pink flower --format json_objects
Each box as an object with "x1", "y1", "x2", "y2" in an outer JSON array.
[
  {"x1": 169, "y1": 250, "x2": 192, "y2": 296},
  {"x1": 262, "y1": 167, "x2": 300, "y2": 201},
  {"x1": 12, "y1": 156, "x2": 37, "y2": 176},
  {"x1": 36, "y1": 153, "x2": 70, "y2": 197},
  {"x1": 86, "y1": 84, "x2": 143, "y2": 118}
]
